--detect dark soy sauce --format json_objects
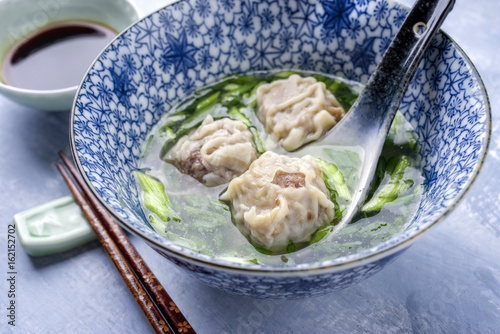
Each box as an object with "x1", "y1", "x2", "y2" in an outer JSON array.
[{"x1": 2, "y1": 21, "x2": 116, "y2": 90}]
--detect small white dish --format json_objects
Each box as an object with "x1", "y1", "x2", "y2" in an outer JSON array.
[{"x1": 0, "y1": 0, "x2": 140, "y2": 111}]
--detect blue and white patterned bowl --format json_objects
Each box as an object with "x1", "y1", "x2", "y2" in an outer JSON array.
[{"x1": 71, "y1": 0, "x2": 490, "y2": 298}]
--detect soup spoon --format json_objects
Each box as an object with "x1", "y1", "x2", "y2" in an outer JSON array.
[{"x1": 307, "y1": 0, "x2": 456, "y2": 236}]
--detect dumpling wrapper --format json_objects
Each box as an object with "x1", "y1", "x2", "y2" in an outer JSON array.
[
  {"x1": 257, "y1": 74, "x2": 345, "y2": 151},
  {"x1": 220, "y1": 151, "x2": 335, "y2": 252},
  {"x1": 166, "y1": 115, "x2": 258, "y2": 186}
]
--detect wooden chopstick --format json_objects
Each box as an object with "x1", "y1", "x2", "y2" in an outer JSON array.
[
  {"x1": 56, "y1": 162, "x2": 172, "y2": 333},
  {"x1": 58, "y1": 151, "x2": 195, "y2": 334},
  {"x1": 56, "y1": 153, "x2": 196, "y2": 334}
]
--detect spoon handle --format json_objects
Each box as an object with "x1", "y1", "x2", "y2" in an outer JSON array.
[
  {"x1": 330, "y1": 0, "x2": 456, "y2": 145},
  {"x1": 315, "y1": 0, "x2": 456, "y2": 236}
]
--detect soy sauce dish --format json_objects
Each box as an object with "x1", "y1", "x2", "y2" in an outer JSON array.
[
  {"x1": 0, "y1": 0, "x2": 140, "y2": 111},
  {"x1": 71, "y1": 0, "x2": 490, "y2": 298}
]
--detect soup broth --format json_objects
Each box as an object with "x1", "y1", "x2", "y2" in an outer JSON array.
[{"x1": 136, "y1": 71, "x2": 423, "y2": 265}]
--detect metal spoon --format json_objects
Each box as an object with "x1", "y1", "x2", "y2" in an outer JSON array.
[{"x1": 306, "y1": 0, "x2": 456, "y2": 236}]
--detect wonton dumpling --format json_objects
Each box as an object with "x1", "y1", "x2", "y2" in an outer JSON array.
[
  {"x1": 220, "y1": 151, "x2": 335, "y2": 251},
  {"x1": 257, "y1": 74, "x2": 345, "y2": 151},
  {"x1": 166, "y1": 115, "x2": 258, "y2": 186}
]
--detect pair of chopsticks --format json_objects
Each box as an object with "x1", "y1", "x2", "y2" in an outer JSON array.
[{"x1": 56, "y1": 151, "x2": 196, "y2": 334}]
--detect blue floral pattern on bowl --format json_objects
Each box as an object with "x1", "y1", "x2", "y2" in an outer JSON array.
[{"x1": 71, "y1": 0, "x2": 490, "y2": 298}]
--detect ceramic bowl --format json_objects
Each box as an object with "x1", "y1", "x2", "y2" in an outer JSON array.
[
  {"x1": 0, "y1": 0, "x2": 140, "y2": 111},
  {"x1": 70, "y1": 0, "x2": 490, "y2": 298}
]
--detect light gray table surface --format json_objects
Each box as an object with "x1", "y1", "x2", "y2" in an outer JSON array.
[{"x1": 1, "y1": 0, "x2": 499, "y2": 333}]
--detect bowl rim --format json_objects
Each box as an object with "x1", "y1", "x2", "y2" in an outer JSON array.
[{"x1": 70, "y1": 0, "x2": 492, "y2": 275}]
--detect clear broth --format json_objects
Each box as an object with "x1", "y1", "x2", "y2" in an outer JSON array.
[{"x1": 137, "y1": 71, "x2": 423, "y2": 266}]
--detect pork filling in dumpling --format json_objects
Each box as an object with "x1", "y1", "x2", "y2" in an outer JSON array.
[
  {"x1": 257, "y1": 74, "x2": 345, "y2": 151},
  {"x1": 220, "y1": 151, "x2": 335, "y2": 252},
  {"x1": 165, "y1": 115, "x2": 258, "y2": 186}
]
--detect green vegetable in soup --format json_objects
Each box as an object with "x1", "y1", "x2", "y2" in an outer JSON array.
[
  {"x1": 361, "y1": 155, "x2": 412, "y2": 213},
  {"x1": 148, "y1": 215, "x2": 167, "y2": 236},
  {"x1": 384, "y1": 112, "x2": 418, "y2": 151},
  {"x1": 316, "y1": 157, "x2": 351, "y2": 202},
  {"x1": 196, "y1": 91, "x2": 220, "y2": 111},
  {"x1": 286, "y1": 241, "x2": 297, "y2": 254},
  {"x1": 311, "y1": 224, "x2": 335, "y2": 244},
  {"x1": 135, "y1": 171, "x2": 181, "y2": 223},
  {"x1": 227, "y1": 106, "x2": 266, "y2": 154},
  {"x1": 364, "y1": 156, "x2": 386, "y2": 203},
  {"x1": 315, "y1": 157, "x2": 350, "y2": 221},
  {"x1": 254, "y1": 245, "x2": 273, "y2": 255}
]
